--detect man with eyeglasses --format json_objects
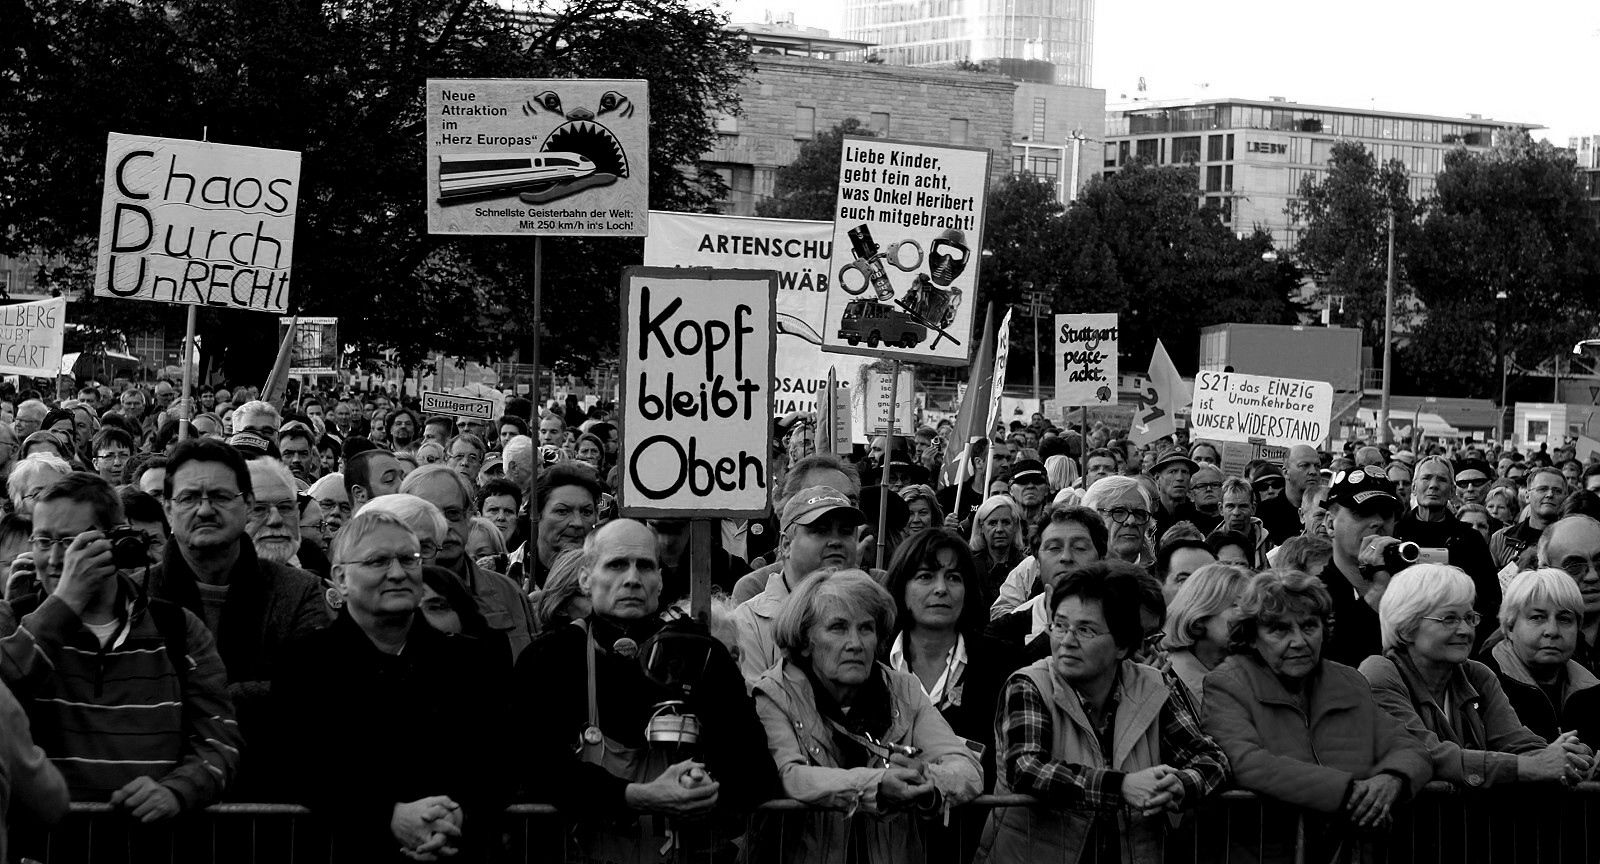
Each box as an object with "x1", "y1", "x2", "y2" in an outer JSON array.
[
  {"x1": 1490, "y1": 466, "x2": 1567, "y2": 573},
  {"x1": 0, "y1": 472, "x2": 241, "y2": 823},
  {"x1": 1186, "y1": 464, "x2": 1225, "y2": 535},
  {"x1": 1453, "y1": 457, "x2": 1498, "y2": 513},
  {"x1": 268, "y1": 508, "x2": 512, "y2": 862},
  {"x1": 1533, "y1": 515, "x2": 1600, "y2": 676},
  {"x1": 146, "y1": 439, "x2": 328, "y2": 782},
  {"x1": 309, "y1": 472, "x2": 352, "y2": 539},
  {"x1": 401, "y1": 464, "x2": 533, "y2": 663},
  {"x1": 89, "y1": 427, "x2": 135, "y2": 485},
  {"x1": 446, "y1": 433, "x2": 487, "y2": 489},
  {"x1": 1395, "y1": 456, "x2": 1502, "y2": 646},
  {"x1": 1084, "y1": 475, "x2": 1156, "y2": 566},
  {"x1": 244, "y1": 457, "x2": 329, "y2": 579},
  {"x1": 1252, "y1": 460, "x2": 1305, "y2": 545}
]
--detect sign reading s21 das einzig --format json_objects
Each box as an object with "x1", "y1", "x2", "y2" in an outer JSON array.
[
  {"x1": 95, "y1": 134, "x2": 301, "y2": 313},
  {"x1": 619, "y1": 267, "x2": 775, "y2": 518},
  {"x1": 1189, "y1": 371, "x2": 1332, "y2": 448},
  {"x1": 821, "y1": 136, "x2": 990, "y2": 366}
]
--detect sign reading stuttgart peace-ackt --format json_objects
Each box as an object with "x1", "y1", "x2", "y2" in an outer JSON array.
[
  {"x1": 821, "y1": 136, "x2": 990, "y2": 366},
  {"x1": 618, "y1": 267, "x2": 776, "y2": 518},
  {"x1": 426, "y1": 79, "x2": 648, "y2": 236},
  {"x1": 95, "y1": 133, "x2": 301, "y2": 313}
]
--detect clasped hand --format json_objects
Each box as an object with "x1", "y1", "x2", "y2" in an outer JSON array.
[
  {"x1": 879, "y1": 752, "x2": 936, "y2": 807},
  {"x1": 392, "y1": 796, "x2": 462, "y2": 861},
  {"x1": 1346, "y1": 773, "x2": 1402, "y2": 829},
  {"x1": 1121, "y1": 764, "x2": 1185, "y2": 817}
]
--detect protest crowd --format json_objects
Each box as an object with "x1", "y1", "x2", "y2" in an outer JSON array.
[{"x1": 4, "y1": 375, "x2": 1600, "y2": 864}]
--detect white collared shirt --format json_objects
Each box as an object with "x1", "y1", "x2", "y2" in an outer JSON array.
[{"x1": 889, "y1": 632, "x2": 968, "y2": 708}]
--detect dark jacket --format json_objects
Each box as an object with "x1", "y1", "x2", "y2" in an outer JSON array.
[
  {"x1": 515, "y1": 614, "x2": 778, "y2": 812},
  {"x1": 1480, "y1": 639, "x2": 1600, "y2": 747},
  {"x1": 269, "y1": 612, "x2": 512, "y2": 862},
  {"x1": 149, "y1": 540, "x2": 329, "y2": 732},
  {"x1": 1316, "y1": 559, "x2": 1382, "y2": 669},
  {"x1": 1395, "y1": 509, "x2": 1502, "y2": 646},
  {"x1": 913, "y1": 633, "x2": 1020, "y2": 791},
  {"x1": 1360, "y1": 648, "x2": 1545, "y2": 788}
]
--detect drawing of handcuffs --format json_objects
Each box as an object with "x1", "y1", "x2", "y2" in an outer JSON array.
[{"x1": 838, "y1": 225, "x2": 923, "y2": 301}]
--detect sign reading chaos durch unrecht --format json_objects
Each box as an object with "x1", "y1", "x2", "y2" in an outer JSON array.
[
  {"x1": 644, "y1": 212, "x2": 869, "y2": 418},
  {"x1": 618, "y1": 267, "x2": 775, "y2": 517},
  {"x1": 95, "y1": 134, "x2": 301, "y2": 313},
  {"x1": 426, "y1": 79, "x2": 649, "y2": 236},
  {"x1": 821, "y1": 136, "x2": 990, "y2": 366},
  {"x1": 1189, "y1": 371, "x2": 1333, "y2": 448}
]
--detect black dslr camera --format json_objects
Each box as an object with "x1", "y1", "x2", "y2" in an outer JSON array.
[{"x1": 107, "y1": 527, "x2": 153, "y2": 569}]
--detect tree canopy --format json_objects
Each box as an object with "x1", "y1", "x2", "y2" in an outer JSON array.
[
  {"x1": 757, "y1": 118, "x2": 874, "y2": 221},
  {"x1": 2, "y1": 0, "x2": 749, "y2": 381}
]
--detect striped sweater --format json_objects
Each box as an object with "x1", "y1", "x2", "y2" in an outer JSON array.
[{"x1": 0, "y1": 580, "x2": 242, "y2": 808}]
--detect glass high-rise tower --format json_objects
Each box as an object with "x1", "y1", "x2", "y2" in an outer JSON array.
[{"x1": 842, "y1": 0, "x2": 1093, "y2": 87}]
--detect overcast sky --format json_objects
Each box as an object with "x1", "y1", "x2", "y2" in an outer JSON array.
[{"x1": 719, "y1": 0, "x2": 1599, "y2": 147}]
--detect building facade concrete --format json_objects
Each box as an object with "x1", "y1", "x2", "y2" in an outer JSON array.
[{"x1": 1104, "y1": 97, "x2": 1540, "y2": 247}]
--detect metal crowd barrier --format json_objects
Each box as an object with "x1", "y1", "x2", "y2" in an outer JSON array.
[{"x1": 18, "y1": 783, "x2": 1600, "y2": 863}]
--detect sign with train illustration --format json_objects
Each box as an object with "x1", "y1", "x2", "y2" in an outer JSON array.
[
  {"x1": 425, "y1": 79, "x2": 649, "y2": 236},
  {"x1": 820, "y1": 136, "x2": 991, "y2": 366}
]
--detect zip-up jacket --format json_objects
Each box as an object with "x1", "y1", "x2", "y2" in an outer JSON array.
[{"x1": 0, "y1": 579, "x2": 241, "y2": 808}]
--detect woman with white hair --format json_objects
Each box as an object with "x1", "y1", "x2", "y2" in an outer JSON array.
[
  {"x1": 1081, "y1": 475, "x2": 1154, "y2": 566},
  {"x1": 1161, "y1": 563, "x2": 1252, "y2": 708},
  {"x1": 969, "y1": 495, "x2": 1026, "y2": 614},
  {"x1": 1360, "y1": 564, "x2": 1589, "y2": 786},
  {"x1": 1, "y1": 453, "x2": 72, "y2": 596},
  {"x1": 1480, "y1": 568, "x2": 1600, "y2": 746},
  {"x1": 750, "y1": 568, "x2": 980, "y2": 863}
]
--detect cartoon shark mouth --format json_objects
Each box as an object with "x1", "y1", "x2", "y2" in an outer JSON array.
[{"x1": 542, "y1": 121, "x2": 629, "y2": 178}]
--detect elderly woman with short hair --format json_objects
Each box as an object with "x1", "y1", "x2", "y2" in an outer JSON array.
[
  {"x1": 969, "y1": 495, "x2": 1027, "y2": 613},
  {"x1": 1161, "y1": 563, "x2": 1252, "y2": 708},
  {"x1": 1361, "y1": 564, "x2": 1587, "y2": 787},
  {"x1": 751, "y1": 568, "x2": 981, "y2": 864},
  {"x1": 899, "y1": 484, "x2": 943, "y2": 534},
  {"x1": 1480, "y1": 568, "x2": 1600, "y2": 747},
  {"x1": 1203, "y1": 570, "x2": 1431, "y2": 856},
  {"x1": 976, "y1": 561, "x2": 1229, "y2": 864}
]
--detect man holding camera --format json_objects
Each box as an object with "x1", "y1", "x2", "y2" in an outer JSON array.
[
  {"x1": 1316, "y1": 466, "x2": 1413, "y2": 668},
  {"x1": 0, "y1": 472, "x2": 241, "y2": 819}
]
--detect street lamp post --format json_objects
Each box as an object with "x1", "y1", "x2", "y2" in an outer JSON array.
[
  {"x1": 1496, "y1": 290, "x2": 1509, "y2": 445},
  {"x1": 1377, "y1": 209, "x2": 1396, "y2": 446}
]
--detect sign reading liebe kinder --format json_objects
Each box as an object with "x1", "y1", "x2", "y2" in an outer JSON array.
[
  {"x1": 821, "y1": 136, "x2": 990, "y2": 366},
  {"x1": 1189, "y1": 371, "x2": 1333, "y2": 448},
  {"x1": 95, "y1": 134, "x2": 301, "y2": 313},
  {"x1": 618, "y1": 267, "x2": 775, "y2": 517},
  {"x1": 1056, "y1": 313, "x2": 1119, "y2": 406}
]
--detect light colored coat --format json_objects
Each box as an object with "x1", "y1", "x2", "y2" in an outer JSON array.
[{"x1": 748, "y1": 660, "x2": 982, "y2": 864}]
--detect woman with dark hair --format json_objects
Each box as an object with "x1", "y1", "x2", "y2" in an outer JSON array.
[
  {"x1": 884, "y1": 529, "x2": 1021, "y2": 862},
  {"x1": 524, "y1": 462, "x2": 603, "y2": 590},
  {"x1": 573, "y1": 432, "x2": 606, "y2": 475}
]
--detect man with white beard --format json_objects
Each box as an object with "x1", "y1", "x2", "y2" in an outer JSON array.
[{"x1": 245, "y1": 458, "x2": 314, "y2": 572}]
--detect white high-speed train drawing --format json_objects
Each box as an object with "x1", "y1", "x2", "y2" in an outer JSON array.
[{"x1": 437, "y1": 152, "x2": 596, "y2": 200}]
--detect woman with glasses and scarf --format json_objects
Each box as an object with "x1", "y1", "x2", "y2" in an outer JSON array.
[{"x1": 1360, "y1": 564, "x2": 1588, "y2": 788}]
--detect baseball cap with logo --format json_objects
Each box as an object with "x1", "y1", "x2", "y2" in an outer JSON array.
[
  {"x1": 228, "y1": 431, "x2": 274, "y2": 458},
  {"x1": 1330, "y1": 466, "x2": 1399, "y2": 510},
  {"x1": 781, "y1": 486, "x2": 867, "y2": 533}
]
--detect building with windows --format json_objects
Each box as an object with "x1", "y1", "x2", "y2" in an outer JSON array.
[
  {"x1": 1104, "y1": 97, "x2": 1540, "y2": 247},
  {"x1": 840, "y1": 0, "x2": 1093, "y2": 87},
  {"x1": 706, "y1": 26, "x2": 1105, "y2": 216}
]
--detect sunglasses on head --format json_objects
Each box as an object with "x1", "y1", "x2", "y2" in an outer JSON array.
[{"x1": 1254, "y1": 477, "x2": 1285, "y2": 489}]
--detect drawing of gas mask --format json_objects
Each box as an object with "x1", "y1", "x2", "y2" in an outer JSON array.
[
  {"x1": 927, "y1": 228, "x2": 970, "y2": 287},
  {"x1": 838, "y1": 225, "x2": 922, "y2": 301}
]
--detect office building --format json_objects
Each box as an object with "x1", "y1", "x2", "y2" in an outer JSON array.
[
  {"x1": 1104, "y1": 97, "x2": 1540, "y2": 247},
  {"x1": 840, "y1": 0, "x2": 1094, "y2": 87}
]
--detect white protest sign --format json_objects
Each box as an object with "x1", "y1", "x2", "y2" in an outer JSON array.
[
  {"x1": 426, "y1": 79, "x2": 649, "y2": 236},
  {"x1": 421, "y1": 390, "x2": 496, "y2": 422},
  {"x1": 0, "y1": 298, "x2": 66, "y2": 378},
  {"x1": 1056, "y1": 313, "x2": 1119, "y2": 406},
  {"x1": 645, "y1": 212, "x2": 869, "y2": 417},
  {"x1": 1190, "y1": 371, "x2": 1332, "y2": 447},
  {"x1": 618, "y1": 267, "x2": 775, "y2": 517},
  {"x1": 863, "y1": 369, "x2": 915, "y2": 436},
  {"x1": 95, "y1": 133, "x2": 300, "y2": 313},
  {"x1": 822, "y1": 136, "x2": 990, "y2": 366},
  {"x1": 985, "y1": 309, "x2": 1015, "y2": 438}
]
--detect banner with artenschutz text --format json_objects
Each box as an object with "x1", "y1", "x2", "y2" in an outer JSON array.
[
  {"x1": 618, "y1": 267, "x2": 775, "y2": 518},
  {"x1": 644, "y1": 212, "x2": 870, "y2": 418},
  {"x1": 821, "y1": 136, "x2": 990, "y2": 366}
]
